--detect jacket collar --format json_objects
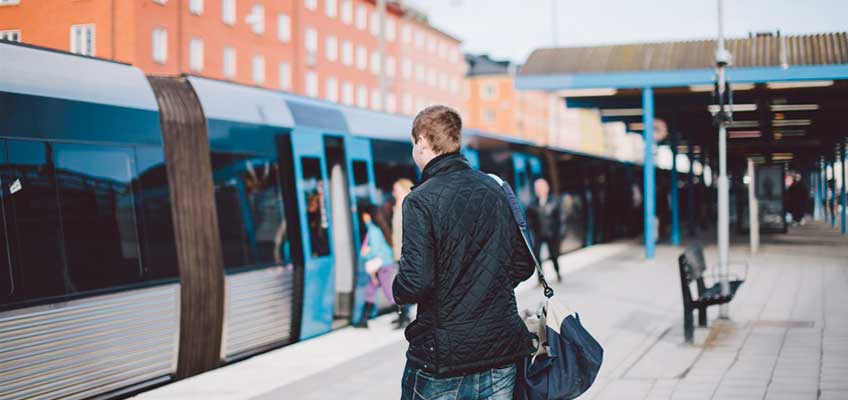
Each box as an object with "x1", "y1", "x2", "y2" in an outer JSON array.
[{"x1": 418, "y1": 152, "x2": 470, "y2": 185}]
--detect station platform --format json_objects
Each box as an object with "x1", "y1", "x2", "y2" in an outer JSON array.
[{"x1": 132, "y1": 221, "x2": 847, "y2": 400}]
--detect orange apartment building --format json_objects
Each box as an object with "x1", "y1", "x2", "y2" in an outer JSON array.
[
  {"x1": 463, "y1": 54, "x2": 554, "y2": 145},
  {"x1": 0, "y1": 0, "x2": 464, "y2": 115}
]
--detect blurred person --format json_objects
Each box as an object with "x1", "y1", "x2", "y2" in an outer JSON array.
[
  {"x1": 391, "y1": 178, "x2": 414, "y2": 329},
  {"x1": 786, "y1": 174, "x2": 808, "y2": 225},
  {"x1": 526, "y1": 178, "x2": 566, "y2": 282},
  {"x1": 393, "y1": 105, "x2": 534, "y2": 400},
  {"x1": 353, "y1": 204, "x2": 396, "y2": 329}
]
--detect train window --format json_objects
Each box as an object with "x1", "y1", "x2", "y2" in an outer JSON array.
[
  {"x1": 1, "y1": 141, "x2": 69, "y2": 302},
  {"x1": 54, "y1": 144, "x2": 143, "y2": 292},
  {"x1": 301, "y1": 157, "x2": 330, "y2": 257},
  {"x1": 211, "y1": 153, "x2": 292, "y2": 269},
  {"x1": 134, "y1": 147, "x2": 179, "y2": 279},
  {"x1": 351, "y1": 161, "x2": 371, "y2": 235}
]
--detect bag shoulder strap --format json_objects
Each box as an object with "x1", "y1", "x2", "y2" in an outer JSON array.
[{"x1": 487, "y1": 173, "x2": 554, "y2": 299}]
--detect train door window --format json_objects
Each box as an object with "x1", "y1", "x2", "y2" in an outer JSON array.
[
  {"x1": 2, "y1": 140, "x2": 68, "y2": 303},
  {"x1": 54, "y1": 143, "x2": 142, "y2": 292},
  {"x1": 351, "y1": 161, "x2": 370, "y2": 267},
  {"x1": 301, "y1": 157, "x2": 330, "y2": 257},
  {"x1": 211, "y1": 153, "x2": 291, "y2": 270}
]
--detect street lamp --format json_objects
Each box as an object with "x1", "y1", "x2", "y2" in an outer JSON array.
[{"x1": 714, "y1": 0, "x2": 733, "y2": 319}]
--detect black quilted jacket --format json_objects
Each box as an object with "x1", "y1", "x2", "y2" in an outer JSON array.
[{"x1": 392, "y1": 152, "x2": 536, "y2": 377}]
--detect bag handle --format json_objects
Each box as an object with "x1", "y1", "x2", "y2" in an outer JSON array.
[{"x1": 488, "y1": 174, "x2": 554, "y2": 299}]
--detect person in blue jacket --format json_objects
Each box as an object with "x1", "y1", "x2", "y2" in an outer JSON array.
[{"x1": 353, "y1": 204, "x2": 396, "y2": 328}]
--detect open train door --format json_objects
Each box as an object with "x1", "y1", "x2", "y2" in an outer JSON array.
[
  {"x1": 344, "y1": 137, "x2": 381, "y2": 325},
  {"x1": 283, "y1": 128, "x2": 336, "y2": 340}
]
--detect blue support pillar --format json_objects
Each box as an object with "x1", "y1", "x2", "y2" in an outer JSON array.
[
  {"x1": 671, "y1": 131, "x2": 680, "y2": 245},
  {"x1": 830, "y1": 160, "x2": 837, "y2": 228},
  {"x1": 642, "y1": 87, "x2": 656, "y2": 259},
  {"x1": 687, "y1": 143, "x2": 696, "y2": 236},
  {"x1": 813, "y1": 164, "x2": 822, "y2": 221},
  {"x1": 841, "y1": 142, "x2": 846, "y2": 234}
]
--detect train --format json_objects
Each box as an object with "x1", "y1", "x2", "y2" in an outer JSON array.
[{"x1": 0, "y1": 41, "x2": 684, "y2": 399}]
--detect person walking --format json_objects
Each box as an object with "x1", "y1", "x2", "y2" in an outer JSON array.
[
  {"x1": 391, "y1": 178, "x2": 414, "y2": 329},
  {"x1": 526, "y1": 178, "x2": 566, "y2": 282},
  {"x1": 353, "y1": 204, "x2": 395, "y2": 329},
  {"x1": 393, "y1": 105, "x2": 535, "y2": 400}
]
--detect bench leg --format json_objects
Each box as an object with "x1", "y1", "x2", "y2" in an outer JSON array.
[
  {"x1": 684, "y1": 307, "x2": 694, "y2": 343},
  {"x1": 698, "y1": 306, "x2": 708, "y2": 327}
]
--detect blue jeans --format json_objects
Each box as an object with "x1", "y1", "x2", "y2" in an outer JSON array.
[{"x1": 401, "y1": 364, "x2": 516, "y2": 400}]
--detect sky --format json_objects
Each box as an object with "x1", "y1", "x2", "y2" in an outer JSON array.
[{"x1": 406, "y1": 0, "x2": 848, "y2": 64}]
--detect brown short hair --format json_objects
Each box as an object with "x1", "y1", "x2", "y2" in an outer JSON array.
[{"x1": 411, "y1": 105, "x2": 462, "y2": 154}]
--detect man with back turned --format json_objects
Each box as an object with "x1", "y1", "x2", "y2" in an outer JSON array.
[{"x1": 392, "y1": 105, "x2": 535, "y2": 400}]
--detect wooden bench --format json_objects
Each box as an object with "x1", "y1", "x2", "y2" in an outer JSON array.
[{"x1": 678, "y1": 244, "x2": 746, "y2": 342}]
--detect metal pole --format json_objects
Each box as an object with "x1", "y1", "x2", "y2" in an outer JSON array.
[
  {"x1": 377, "y1": 0, "x2": 386, "y2": 111},
  {"x1": 716, "y1": 0, "x2": 731, "y2": 319},
  {"x1": 671, "y1": 131, "x2": 680, "y2": 245},
  {"x1": 748, "y1": 158, "x2": 759, "y2": 253},
  {"x1": 643, "y1": 87, "x2": 656, "y2": 259}
]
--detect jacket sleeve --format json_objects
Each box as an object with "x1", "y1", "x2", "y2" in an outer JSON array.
[{"x1": 392, "y1": 195, "x2": 435, "y2": 305}]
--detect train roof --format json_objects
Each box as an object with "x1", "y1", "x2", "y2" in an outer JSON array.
[
  {"x1": 187, "y1": 76, "x2": 295, "y2": 127},
  {"x1": 0, "y1": 42, "x2": 158, "y2": 111}
]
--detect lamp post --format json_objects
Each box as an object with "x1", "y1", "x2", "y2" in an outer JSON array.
[{"x1": 714, "y1": 0, "x2": 732, "y2": 319}]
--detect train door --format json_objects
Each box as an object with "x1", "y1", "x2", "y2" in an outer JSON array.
[
  {"x1": 323, "y1": 136, "x2": 357, "y2": 329},
  {"x1": 345, "y1": 137, "x2": 380, "y2": 325},
  {"x1": 287, "y1": 128, "x2": 335, "y2": 340},
  {"x1": 513, "y1": 153, "x2": 543, "y2": 208}
]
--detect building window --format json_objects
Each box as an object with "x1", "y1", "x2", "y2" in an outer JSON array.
[
  {"x1": 356, "y1": 85, "x2": 368, "y2": 108},
  {"x1": 248, "y1": 4, "x2": 264, "y2": 34},
  {"x1": 341, "y1": 0, "x2": 352, "y2": 24},
  {"x1": 152, "y1": 27, "x2": 167, "y2": 63},
  {"x1": 0, "y1": 29, "x2": 20, "y2": 42},
  {"x1": 222, "y1": 0, "x2": 236, "y2": 25},
  {"x1": 402, "y1": 93, "x2": 413, "y2": 115},
  {"x1": 342, "y1": 81, "x2": 354, "y2": 105},
  {"x1": 70, "y1": 24, "x2": 95, "y2": 56},
  {"x1": 449, "y1": 48, "x2": 458, "y2": 64},
  {"x1": 386, "y1": 18, "x2": 395, "y2": 42},
  {"x1": 414, "y1": 29, "x2": 423, "y2": 48},
  {"x1": 401, "y1": 58, "x2": 412, "y2": 79},
  {"x1": 189, "y1": 0, "x2": 203, "y2": 15},
  {"x1": 414, "y1": 63, "x2": 424, "y2": 82},
  {"x1": 386, "y1": 56, "x2": 395, "y2": 78},
  {"x1": 305, "y1": 27, "x2": 318, "y2": 65},
  {"x1": 304, "y1": 0, "x2": 317, "y2": 11},
  {"x1": 427, "y1": 68, "x2": 436, "y2": 87},
  {"x1": 369, "y1": 11, "x2": 379, "y2": 36},
  {"x1": 278, "y1": 62, "x2": 291, "y2": 89},
  {"x1": 356, "y1": 45, "x2": 367, "y2": 70},
  {"x1": 325, "y1": 0, "x2": 337, "y2": 18},
  {"x1": 484, "y1": 109, "x2": 496, "y2": 123},
  {"x1": 325, "y1": 35, "x2": 337, "y2": 62},
  {"x1": 401, "y1": 25, "x2": 412, "y2": 43},
  {"x1": 370, "y1": 51, "x2": 380, "y2": 74},
  {"x1": 325, "y1": 77, "x2": 338, "y2": 102},
  {"x1": 438, "y1": 73, "x2": 447, "y2": 90},
  {"x1": 386, "y1": 93, "x2": 396, "y2": 113},
  {"x1": 0, "y1": 0, "x2": 21, "y2": 5},
  {"x1": 438, "y1": 43, "x2": 447, "y2": 59},
  {"x1": 277, "y1": 14, "x2": 290, "y2": 42},
  {"x1": 252, "y1": 54, "x2": 265, "y2": 84},
  {"x1": 370, "y1": 89, "x2": 381, "y2": 110},
  {"x1": 305, "y1": 71, "x2": 318, "y2": 97},
  {"x1": 355, "y1": 5, "x2": 367, "y2": 30},
  {"x1": 482, "y1": 83, "x2": 497, "y2": 99},
  {"x1": 341, "y1": 40, "x2": 353, "y2": 66},
  {"x1": 152, "y1": 0, "x2": 166, "y2": 4},
  {"x1": 189, "y1": 38, "x2": 204, "y2": 71},
  {"x1": 450, "y1": 77, "x2": 459, "y2": 94},
  {"x1": 223, "y1": 47, "x2": 236, "y2": 78}
]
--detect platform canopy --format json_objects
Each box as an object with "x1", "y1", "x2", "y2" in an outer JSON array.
[{"x1": 516, "y1": 32, "x2": 848, "y2": 168}]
